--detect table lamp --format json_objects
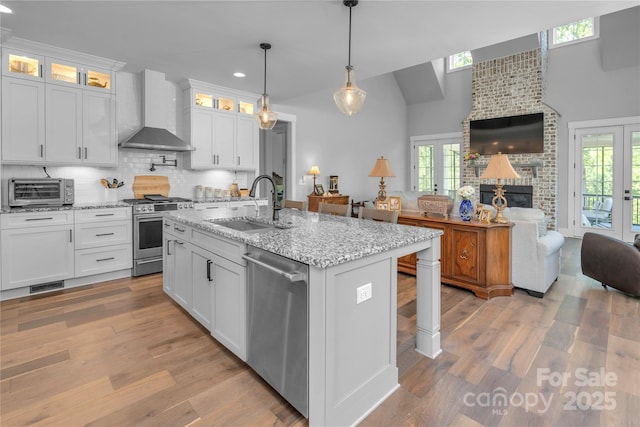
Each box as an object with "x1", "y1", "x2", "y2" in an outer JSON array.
[
  {"x1": 308, "y1": 165, "x2": 320, "y2": 195},
  {"x1": 480, "y1": 152, "x2": 521, "y2": 223},
  {"x1": 368, "y1": 156, "x2": 395, "y2": 201}
]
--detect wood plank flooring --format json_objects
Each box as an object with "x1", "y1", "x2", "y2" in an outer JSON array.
[{"x1": 1, "y1": 238, "x2": 638, "y2": 426}]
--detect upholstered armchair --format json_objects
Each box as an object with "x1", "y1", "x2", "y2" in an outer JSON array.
[
  {"x1": 507, "y1": 208, "x2": 565, "y2": 298},
  {"x1": 581, "y1": 233, "x2": 640, "y2": 297}
]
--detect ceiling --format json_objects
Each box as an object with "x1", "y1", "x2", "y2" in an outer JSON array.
[{"x1": 1, "y1": 1, "x2": 637, "y2": 102}]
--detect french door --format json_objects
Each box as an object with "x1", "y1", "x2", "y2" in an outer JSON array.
[
  {"x1": 573, "y1": 120, "x2": 640, "y2": 242},
  {"x1": 410, "y1": 133, "x2": 462, "y2": 198}
]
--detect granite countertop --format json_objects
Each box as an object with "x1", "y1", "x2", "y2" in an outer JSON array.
[
  {"x1": 193, "y1": 197, "x2": 263, "y2": 204},
  {"x1": 166, "y1": 206, "x2": 443, "y2": 269},
  {"x1": 1, "y1": 202, "x2": 131, "y2": 214}
]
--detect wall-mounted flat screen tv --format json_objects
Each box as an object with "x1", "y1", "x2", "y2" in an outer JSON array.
[{"x1": 470, "y1": 112, "x2": 544, "y2": 155}]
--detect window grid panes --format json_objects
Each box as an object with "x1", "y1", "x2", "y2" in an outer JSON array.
[
  {"x1": 417, "y1": 145, "x2": 434, "y2": 192},
  {"x1": 448, "y1": 51, "x2": 472, "y2": 71},
  {"x1": 582, "y1": 134, "x2": 613, "y2": 221},
  {"x1": 551, "y1": 17, "x2": 597, "y2": 47},
  {"x1": 632, "y1": 132, "x2": 640, "y2": 228},
  {"x1": 442, "y1": 144, "x2": 461, "y2": 197}
]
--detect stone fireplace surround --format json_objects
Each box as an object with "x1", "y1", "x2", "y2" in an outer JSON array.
[{"x1": 463, "y1": 48, "x2": 558, "y2": 228}]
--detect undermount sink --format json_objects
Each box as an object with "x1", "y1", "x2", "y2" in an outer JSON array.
[{"x1": 216, "y1": 219, "x2": 274, "y2": 233}]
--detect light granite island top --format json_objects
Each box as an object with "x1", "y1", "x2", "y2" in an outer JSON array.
[{"x1": 164, "y1": 206, "x2": 443, "y2": 427}]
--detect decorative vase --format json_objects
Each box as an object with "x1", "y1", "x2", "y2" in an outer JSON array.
[{"x1": 459, "y1": 198, "x2": 473, "y2": 221}]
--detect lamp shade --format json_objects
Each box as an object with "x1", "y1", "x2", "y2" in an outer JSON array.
[
  {"x1": 368, "y1": 156, "x2": 395, "y2": 177},
  {"x1": 480, "y1": 152, "x2": 521, "y2": 179},
  {"x1": 334, "y1": 67, "x2": 366, "y2": 116},
  {"x1": 308, "y1": 165, "x2": 320, "y2": 176}
]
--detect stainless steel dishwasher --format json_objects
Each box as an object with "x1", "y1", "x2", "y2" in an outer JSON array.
[{"x1": 243, "y1": 245, "x2": 309, "y2": 417}]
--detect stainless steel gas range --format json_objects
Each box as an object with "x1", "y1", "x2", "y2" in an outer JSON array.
[{"x1": 122, "y1": 195, "x2": 193, "y2": 276}]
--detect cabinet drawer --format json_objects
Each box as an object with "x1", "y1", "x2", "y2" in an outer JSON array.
[
  {"x1": 75, "y1": 244, "x2": 132, "y2": 277},
  {"x1": 74, "y1": 207, "x2": 131, "y2": 223},
  {"x1": 75, "y1": 221, "x2": 132, "y2": 249},
  {"x1": 1, "y1": 210, "x2": 73, "y2": 229},
  {"x1": 194, "y1": 202, "x2": 228, "y2": 211},
  {"x1": 192, "y1": 228, "x2": 246, "y2": 264}
]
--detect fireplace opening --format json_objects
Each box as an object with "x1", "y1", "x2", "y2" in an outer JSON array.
[{"x1": 480, "y1": 185, "x2": 533, "y2": 208}]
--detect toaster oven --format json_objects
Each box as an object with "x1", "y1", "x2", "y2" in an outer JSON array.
[{"x1": 8, "y1": 178, "x2": 74, "y2": 207}]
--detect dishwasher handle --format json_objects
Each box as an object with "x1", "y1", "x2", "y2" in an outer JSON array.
[{"x1": 242, "y1": 254, "x2": 307, "y2": 282}]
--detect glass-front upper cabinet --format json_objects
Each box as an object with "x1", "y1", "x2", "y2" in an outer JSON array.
[
  {"x1": 238, "y1": 99, "x2": 255, "y2": 115},
  {"x1": 46, "y1": 58, "x2": 80, "y2": 85},
  {"x1": 217, "y1": 96, "x2": 235, "y2": 112},
  {"x1": 84, "y1": 67, "x2": 111, "y2": 91},
  {"x1": 45, "y1": 58, "x2": 112, "y2": 92},
  {"x1": 2, "y1": 50, "x2": 44, "y2": 80},
  {"x1": 194, "y1": 92, "x2": 214, "y2": 108}
]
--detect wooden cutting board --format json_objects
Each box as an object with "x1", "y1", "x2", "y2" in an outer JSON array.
[{"x1": 132, "y1": 175, "x2": 170, "y2": 199}]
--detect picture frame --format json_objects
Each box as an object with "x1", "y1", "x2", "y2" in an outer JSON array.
[
  {"x1": 479, "y1": 208, "x2": 492, "y2": 224},
  {"x1": 314, "y1": 184, "x2": 324, "y2": 195},
  {"x1": 375, "y1": 200, "x2": 389, "y2": 210},
  {"x1": 388, "y1": 196, "x2": 402, "y2": 211},
  {"x1": 475, "y1": 203, "x2": 484, "y2": 220}
]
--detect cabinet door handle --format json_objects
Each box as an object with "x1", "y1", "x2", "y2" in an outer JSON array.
[
  {"x1": 77, "y1": 72, "x2": 81, "y2": 84},
  {"x1": 175, "y1": 240, "x2": 184, "y2": 245},
  {"x1": 237, "y1": 156, "x2": 240, "y2": 165},
  {"x1": 459, "y1": 249, "x2": 469, "y2": 260},
  {"x1": 40, "y1": 144, "x2": 44, "y2": 158},
  {"x1": 174, "y1": 226, "x2": 185, "y2": 232},
  {"x1": 95, "y1": 213, "x2": 115, "y2": 217},
  {"x1": 206, "y1": 259, "x2": 213, "y2": 282},
  {"x1": 95, "y1": 233, "x2": 115, "y2": 237},
  {"x1": 84, "y1": 73, "x2": 87, "y2": 86},
  {"x1": 39, "y1": 64, "x2": 43, "y2": 78},
  {"x1": 84, "y1": 147, "x2": 88, "y2": 159},
  {"x1": 78, "y1": 147, "x2": 82, "y2": 159},
  {"x1": 26, "y1": 217, "x2": 53, "y2": 221},
  {"x1": 96, "y1": 257, "x2": 115, "y2": 262},
  {"x1": 164, "y1": 222, "x2": 171, "y2": 228},
  {"x1": 166, "y1": 240, "x2": 172, "y2": 256},
  {"x1": 69, "y1": 229, "x2": 73, "y2": 243}
]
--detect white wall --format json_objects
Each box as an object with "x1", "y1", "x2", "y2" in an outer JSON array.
[
  {"x1": 275, "y1": 73, "x2": 408, "y2": 203},
  {"x1": 406, "y1": 11, "x2": 640, "y2": 229}
]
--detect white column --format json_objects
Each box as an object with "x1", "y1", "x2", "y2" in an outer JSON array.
[{"x1": 415, "y1": 236, "x2": 442, "y2": 359}]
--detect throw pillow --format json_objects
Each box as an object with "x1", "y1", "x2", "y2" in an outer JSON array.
[
  {"x1": 634, "y1": 234, "x2": 640, "y2": 251},
  {"x1": 507, "y1": 207, "x2": 547, "y2": 238}
]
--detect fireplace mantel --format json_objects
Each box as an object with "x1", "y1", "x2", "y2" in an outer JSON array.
[{"x1": 472, "y1": 160, "x2": 543, "y2": 178}]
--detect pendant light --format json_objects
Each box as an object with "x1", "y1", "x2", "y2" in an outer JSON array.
[
  {"x1": 256, "y1": 42, "x2": 277, "y2": 130},
  {"x1": 333, "y1": 0, "x2": 366, "y2": 116}
]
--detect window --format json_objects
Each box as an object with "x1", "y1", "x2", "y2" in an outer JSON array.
[
  {"x1": 550, "y1": 17, "x2": 599, "y2": 48},
  {"x1": 448, "y1": 51, "x2": 472, "y2": 71}
]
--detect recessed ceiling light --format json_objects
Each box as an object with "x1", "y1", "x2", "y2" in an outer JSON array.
[
  {"x1": 0, "y1": 4, "x2": 13, "y2": 13},
  {"x1": 233, "y1": 72, "x2": 246, "y2": 78}
]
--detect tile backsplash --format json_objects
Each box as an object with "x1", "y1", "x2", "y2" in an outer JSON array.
[{"x1": 1, "y1": 149, "x2": 252, "y2": 205}]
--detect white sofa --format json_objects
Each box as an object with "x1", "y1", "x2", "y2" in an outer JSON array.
[{"x1": 506, "y1": 207, "x2": 565, "y2": 297}]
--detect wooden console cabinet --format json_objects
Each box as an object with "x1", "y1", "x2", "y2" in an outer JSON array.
[
  {"x1": 398, "y1": 213, "x2": 513, "y2": 299},
  {"x1": 307, "y1": 194, "x2": 350, "y2": 212}
]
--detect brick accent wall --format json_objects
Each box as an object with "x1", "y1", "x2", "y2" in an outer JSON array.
[{"x1": 463, "y1": 48, "x2": 558, "y2": 228}]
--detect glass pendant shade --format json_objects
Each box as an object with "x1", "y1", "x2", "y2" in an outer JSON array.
[
  {"x1": 334, "y1": 66, "x2": 366, "y2": 116},
  {"x1": 256, "y1": 94, "x2": 277, "y2": 130}
]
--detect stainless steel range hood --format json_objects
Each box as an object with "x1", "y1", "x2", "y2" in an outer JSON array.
[{"x1": 119, "y1": 69, "x2": 195, "y2": 152}]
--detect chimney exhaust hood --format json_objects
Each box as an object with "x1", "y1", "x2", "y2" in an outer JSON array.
[{"x1": 119, "y1": 69, "x2": 195, "y2": 152}]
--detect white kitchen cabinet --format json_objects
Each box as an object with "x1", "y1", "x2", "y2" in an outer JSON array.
[
  {"x1": 1, "y1": 211, "x2": 74, "y2": 290},
  {"x1": 164, "y1": 228, "x2": 192, "y2": 311},
  {"x1": 73, "y1": 208, "x2": 132, "y2": 277},
  {"x1": 236, "y1": 114, "x2": 258, "y2": 169},
  {"x1": 183, "y1": 79, "x2": 259, "y2": 171},
  {"x1": 1, "y1": 77, "x2": 46, "y2": 163},
  {"x1": 189, "y1": 244, "x2": 214, "y2": 330},
  {"x1": 1, "y1": 42, "x2": 123, "y2": 166},
  {"x1": 210, "y1": 251, "x2": 246, "y2": 360},
  {"x1": 162, "y1": 218, "x2": 247, "y2": 360},
  {"x1": 45, "y1": 83, "x2": 83, "y2": 163},
  {"x1": 82, "y1": 90, "x2": 117, "y2": 165},
  {"x1": 2, "y1": 49, "x2": 44, "y2": 81}
]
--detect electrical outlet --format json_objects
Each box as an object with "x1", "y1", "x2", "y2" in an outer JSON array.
[{"x1": 356, "y1": 283, "x2": 372, "y2": 304}]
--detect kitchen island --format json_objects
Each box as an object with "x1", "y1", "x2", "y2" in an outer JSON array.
[{"x1": 163, "y1": 206, "x2": 442, "y2": 427}]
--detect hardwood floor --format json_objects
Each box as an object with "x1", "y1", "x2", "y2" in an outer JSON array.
[{"x1": 1, "y1": 238, "x2": 638, "y2": 426}]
